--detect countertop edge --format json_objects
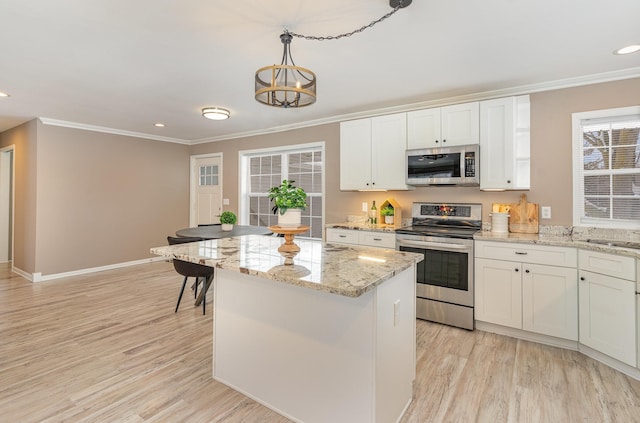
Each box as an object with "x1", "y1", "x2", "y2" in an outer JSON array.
[{"x1": 474, "y1": 232, "x2": 640, "y2": 259}]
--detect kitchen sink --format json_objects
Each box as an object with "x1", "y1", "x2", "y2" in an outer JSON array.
[{"x1": 586, "y1": 239, "x2": 640, "y2": 250}]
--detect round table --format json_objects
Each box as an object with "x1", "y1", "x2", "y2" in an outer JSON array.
[{"x1": 175, "y1": 224, "x2": 273, "y2": 240}]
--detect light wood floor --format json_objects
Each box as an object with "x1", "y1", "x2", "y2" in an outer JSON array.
[{"x1": 2, "y1": 261, "x2": 640, "y2": 422}]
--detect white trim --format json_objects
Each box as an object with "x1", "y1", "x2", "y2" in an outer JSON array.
[
  {"x1": 11, "y1": 265, "x2": 32, "y2": 282},
  {"x1": 35, "y1": 68, "x2": 640, "y2": 146},
  {"x1": 189, "y1": 152, "x2": 224, "y2": 227},
  {"x1": 19, "y1": 256, "x2": 166, "y2": 283},
  {"x1": 0, "y1": 145, "x2": 15, "y2": 265},
  {"x1": 38, "y1": 118, "x2": 190, "y2": 144}
]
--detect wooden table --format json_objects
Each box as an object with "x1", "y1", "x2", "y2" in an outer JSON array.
[
  {"x1": 176, "y1": 224, "x2": 273, "y2": 239},
  {"x1": 175, "y1": 225, "x2": 273, "y2": 306}
]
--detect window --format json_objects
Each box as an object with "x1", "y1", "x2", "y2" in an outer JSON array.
[
  {"x1": 199, "y1": 165, "x2": 219, "y2": 186},
  {"x1": 573, "y1": 106, "x2": 640, "y2": 228},
  {"x1": 240, "y1": 144, "x2": 324, "y2": 239}
]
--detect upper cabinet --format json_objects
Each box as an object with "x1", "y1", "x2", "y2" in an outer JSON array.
[
  {"x1": 480, "y1": 95, "x2": 531, "y2": 190},
  {"x1": 340, "y1": 113, "x2": 410, "y2": 191},
  {"x1": 407, "y1": 102, "x2": 479, "y2": 149}
]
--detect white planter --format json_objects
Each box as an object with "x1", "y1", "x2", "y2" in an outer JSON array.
[
  {"x1": 221, "y1": 224, "x2": 233, "y2": 231},
  {"x1": 384, "y1": 216, "x2": 394, "y2": 225},
  {"x1": 278, "y1": 209, "x2": 302, "y2": 228}
]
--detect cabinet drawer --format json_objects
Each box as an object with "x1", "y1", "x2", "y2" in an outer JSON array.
[
  {"x1": 358, "y1": 232, "x2": 396, "y2": 249},
  {"x1": 475, "y1": 241, "x2": 576, "y2": 268},
  {"x1": 326, "y1": 228, "x2": 359, "y2": 245},
  {"x1": 579, "y1": 249, "x2": 636, "y2": 281}
]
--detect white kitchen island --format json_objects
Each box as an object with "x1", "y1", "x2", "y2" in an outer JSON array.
[{"x1": 151, "y1": 235, "x2": 422, "y2": 423}]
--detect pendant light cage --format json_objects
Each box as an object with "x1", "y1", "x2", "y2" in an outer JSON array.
[
  {"x1": 254, "y1": 1, "x2": 410, "y2": 108},
  {"x1": 255, "y1": 33, "x2": 316, "y2": 108}
]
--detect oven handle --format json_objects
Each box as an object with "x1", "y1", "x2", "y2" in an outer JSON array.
[{"x1": 397, "y1": 240, "x2": 471, "y2": 251}]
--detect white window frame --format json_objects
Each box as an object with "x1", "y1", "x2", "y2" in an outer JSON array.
[
  {"x1": 572, "y1": 105, "x2": 640, "y2": 229},
  {"x1": 238, "y1": 142, "x2": 325, "y2": 237}
]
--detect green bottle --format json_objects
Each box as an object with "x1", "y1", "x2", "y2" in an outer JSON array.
[{"x1": 370, "y1": 201, "x2": 377, "y2": 225}]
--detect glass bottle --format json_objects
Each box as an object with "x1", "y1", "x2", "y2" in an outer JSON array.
[{"x1": 370, "y1": 201, "x2": 377, "y2": 225}]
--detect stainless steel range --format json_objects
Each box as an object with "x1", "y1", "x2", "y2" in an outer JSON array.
[{"x1": 396, "y1": 202, "x2": 482, "y2": 330}]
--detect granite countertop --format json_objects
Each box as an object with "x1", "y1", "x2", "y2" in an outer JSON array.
[
  {"x1": 325, "y1": 222, "x2": 398, "y2": 232},
  {"x1": 151, "y1": 235, "x2": 423, "y2": 298},
  {"x1": 475, "y1": 230, "x2": 640, "y2": 259}
]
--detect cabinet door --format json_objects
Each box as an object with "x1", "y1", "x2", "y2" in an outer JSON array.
[
  {"x1": 440, "y1": 102, "x2": 479, "y2": 146},
  {"x1": 579, "y1": 270, "x2": 636, "y2": 366},
  {"x1": 480, "y1": 97, "x2": 515, "y2": 189},
  {"x1": 358, "y1": 231, "x2": 396, "y2": 249},
  {"x1": 522, "y1": 264, "x2": 578, "y2": 340},
  {"x1": 479, "y1": 96, "x2": 530, "y2": 190},
  {"x1": 371, "y1": 113, "x2": 408, "y2": 190},
  {"x1": 475, "y1": 258, "x2": 522, "y2": 328},
  {"x1": 340, "y1": 119, "x2": 372, "y2": 190},
  {"x1": 407, "y1": 108, "x2": 441, "y2": 149}
]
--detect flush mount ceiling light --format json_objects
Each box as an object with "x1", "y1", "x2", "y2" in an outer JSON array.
[
  {"x1": 254, "y1": 0, "x2": 411, "y2": 108},
  {"x1": 202, "y1": 107, "x2": 230, "y2": 120},
  {"x1": 614, "y1": 44, "x2": 640, "y2": 55},
  {"x1": 0, "y1": 91, "x2": 9, "y2": 97}
]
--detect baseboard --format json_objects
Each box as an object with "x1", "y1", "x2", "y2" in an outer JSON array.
[
  {"x1": 475, "y1": 321, "x2": 579, "y2": 350},
  {"x1": 475, "y1": 320, "x2": 640, "y2": 382},
  {"x1": 15, "y1": 256, "x2": 167, "y2": 283},
  {"x1": 579, "y1": 344, "x2": 640, "y2": 381}
]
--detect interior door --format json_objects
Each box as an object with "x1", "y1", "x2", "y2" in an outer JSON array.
[{"x1": 192, "y1": 155, "x2": 222, "y2": 226}]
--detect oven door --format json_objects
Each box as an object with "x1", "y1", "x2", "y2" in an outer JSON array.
[{"x1": 397, "y1": 235, "x2": 474, "y2": 307}]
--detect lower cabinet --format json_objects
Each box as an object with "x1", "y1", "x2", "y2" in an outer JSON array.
[
  {"x1": 475, "y1": 241, "x2": 578, "y2": 340},
  {"x1": 578, "y1": 250, "x2": 637, "y2": 367},
  {"x1": 326, "y1": 228, "x2": 396, "y2": 249}
]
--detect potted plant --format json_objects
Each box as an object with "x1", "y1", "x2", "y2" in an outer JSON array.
[
  {"x1": 219, "y1": 211, "x2": 237, "y2": 231},
  {"x1": 268, "y1": 179, "x2": 307, "y2": 228},
  {"x1": 381, "y1": 205, "x2": 394, "y2": 225}
]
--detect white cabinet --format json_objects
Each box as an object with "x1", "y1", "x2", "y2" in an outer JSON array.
[
  {"x1": 480, "y1": 95, "x2": 530, "y2": 190},
  {"x1": 578, "y1": 249, "x2": 636, "y2": 366},
  {"x1": 475, "y1": 241, "x2": 578, "y2": 340},
  {"x1": 407, "y1": 102, "x2": 479, "y2": 149},
  {"x1": 326, "y1": 228, "x2": 396, "y2": 249},
  {"x1": 340, "y1": 113, "x2": 409, "y2": 191}
]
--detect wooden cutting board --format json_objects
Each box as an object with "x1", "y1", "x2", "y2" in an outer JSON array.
[{"x1": 508, "y1": 194, "x2": 539, "y2": 234}]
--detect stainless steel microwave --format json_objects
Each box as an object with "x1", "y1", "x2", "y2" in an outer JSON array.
[{"x1": 406, "y1": 144, "x2": 479, "y2": 186}]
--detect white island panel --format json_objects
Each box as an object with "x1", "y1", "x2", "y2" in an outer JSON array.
[{"x1": 213, "y1": 266, "x2": 415, "y2": 423}]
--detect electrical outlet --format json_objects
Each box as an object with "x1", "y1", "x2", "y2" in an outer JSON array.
[
  {"x1": 541, "y1": 206, "x2": 551, "y2": 219},
  {"x1": 362, "y1": 202, "x2": 368, "y2": 213}
]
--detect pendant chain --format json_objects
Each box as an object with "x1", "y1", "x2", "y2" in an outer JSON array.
[{"x1": 286, "y1": 2, "x2": 404, "y2": 41}]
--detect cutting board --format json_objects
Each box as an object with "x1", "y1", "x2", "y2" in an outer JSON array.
[
  {"x1": 508, "y1": 194, "x2": 539, "y2": 234},
  {"x1": 491, "y1": 194, "x2": 539, "y2": 233}
]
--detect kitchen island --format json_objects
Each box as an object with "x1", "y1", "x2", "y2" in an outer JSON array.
[{"x1": 151, "y1": 235, "x2": 422, "y2": 423}]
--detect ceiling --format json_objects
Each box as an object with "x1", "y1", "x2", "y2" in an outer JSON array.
[{"x1": 1, "y1": 0, "x2": 639, "y2": 144}]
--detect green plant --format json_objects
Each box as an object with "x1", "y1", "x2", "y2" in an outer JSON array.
[
  {"x1": 268, "y1": 179, "x2": 307, "y2": 215},
  {"x1": 219, "y1": 211, "x2": 237, "y2": 225},
  {"x1": 380, "y1": 206, "x2": 394, "y2": 216}
]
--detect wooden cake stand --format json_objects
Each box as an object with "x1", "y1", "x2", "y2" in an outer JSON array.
[{"x1": 268, "y1": 225, "x2": 310, "y2": 264}]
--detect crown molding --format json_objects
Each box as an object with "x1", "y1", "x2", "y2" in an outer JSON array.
[
  {"x1": 38, "y1": 118, "x2": 191, "y2": 144},
  {"x1": 40, "y1": 67, "x2": 640, "y2": 145}
]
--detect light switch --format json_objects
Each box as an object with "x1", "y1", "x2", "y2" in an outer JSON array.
[
  {"x1": 541, "y1": 206, "x2": 551, "y2": 219},
  {"x1": 223, "y1": 198, "x2": 230, "y2": 206}
]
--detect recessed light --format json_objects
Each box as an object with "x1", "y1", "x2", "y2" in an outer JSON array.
[
  {"x1": 154, "y1": 123, "x2": 165, "y2": 127},
  {"x1": 613, "y1": 45, "x2": 640, "y2": 55},
  {"x1": 0, "y1": 91, "x2": 9, "y2": 97},
  {"x1": 202, "y1": 107, "x2": 230, "y2": 120}
]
